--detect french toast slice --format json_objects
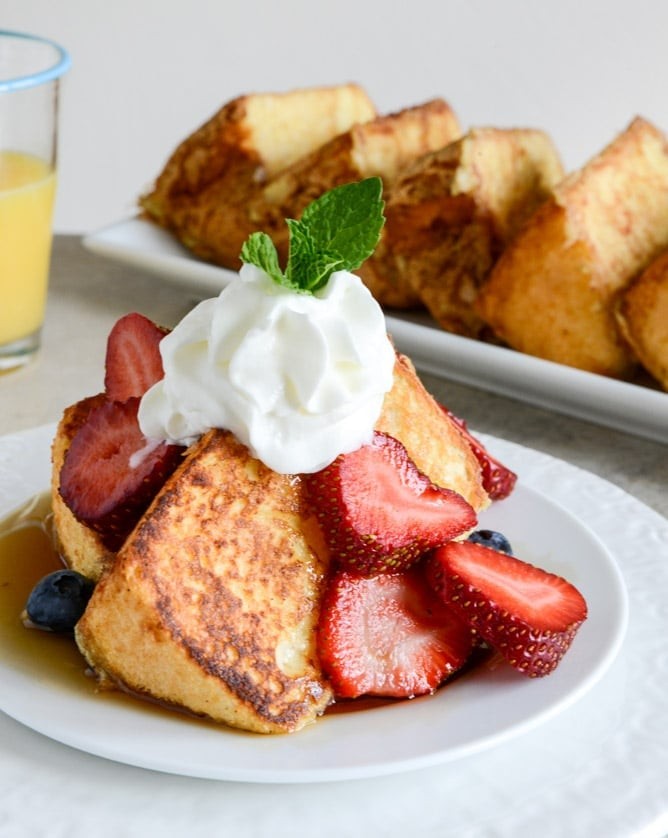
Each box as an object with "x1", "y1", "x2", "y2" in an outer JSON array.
[
  {"x1": 51, "y1": 394, "x2": 115, "y2": 582},
  {"x1": 383, "y1": 128, "x2": 563, "y2": 336},
  {"x1": 75, "y1": 429, "x2": 333, "y2": 734},
  {"x1": 475, "y1": 117, "x2": 668, "y2": 377},
  {"x1": 139, "y1": 84, "x2": 376, "y2": 268},
  {"x1": 65, "y1": 355, "x2": 488, "y2": 733},
  {"x1": 616, "y1": 248, "x2": 668, "y2": 389},
  {"x1": 377, "y1": 354, "x2": 489, "y2": 512},
  {"x1": 250, "y1": 100, "x2": 462, "y2": 307}
]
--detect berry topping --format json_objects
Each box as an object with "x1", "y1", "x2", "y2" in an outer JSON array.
[
  {"x1": 318, "y1": 567, "x2": 474, "y2": 699},
  {"x1": 307, "y1": 431, "x2": 478, "y2": 574},
  {"x1": 467, "y1": 529, "x2": 513, "y2": 554},
  {"x1": 104, "y1": 312, "x2": 168, "y2": 402},
  {"x1": 441, "y1": 407, "x2": 517, "y2": 500},
  {"x1": 59, "y1": 398, "x2": 184, "y2": 550},
  {"x1": 25, "y1": 569, "x2": 95, "y2": 632},
  {"x1": 427, "y1": 541, "x2": 587, "y2": 677}
]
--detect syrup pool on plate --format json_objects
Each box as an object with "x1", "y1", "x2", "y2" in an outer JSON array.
[{"x1": 0, "y1": 493, "x2": 92, "y2": 688}]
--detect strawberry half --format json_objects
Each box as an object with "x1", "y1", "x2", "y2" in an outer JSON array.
[
  {"x1": 442, "y1": 407, "x2": 517, "y2": 500},
  {"x1": 318, "y1": 567, "x2": 474, "y2": 699},
  {"x1": 307, "y1": 431, "x2": 477, "y2": 574},
  {"x1": 427, "y1": 541, "x2": 588, "y2": 678},
  {"x1": 104, "y1": 312, "x2": 169, "y2": 402},
  {"x1": 59, "y1": 398, "x2": 184, "y2": 550}
]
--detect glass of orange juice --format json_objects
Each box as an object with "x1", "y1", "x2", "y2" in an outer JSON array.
[{"x1": 0, "y1": 31, "x2": 70, "y2": 371}]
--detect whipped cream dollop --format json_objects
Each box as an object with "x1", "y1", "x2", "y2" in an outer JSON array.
[{"x1": 138, "y1": 263, "x2": 396, "y2": 474}]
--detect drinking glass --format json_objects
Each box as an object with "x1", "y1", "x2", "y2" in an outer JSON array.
[{"x1": 0, "y1": 30, "x2": 71, "y2": 371}]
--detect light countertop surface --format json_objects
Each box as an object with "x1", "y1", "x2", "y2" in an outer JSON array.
[{"x1": 1, "y1": 237, "x2": 667, "y2": 838}]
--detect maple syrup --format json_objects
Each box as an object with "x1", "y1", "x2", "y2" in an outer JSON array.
[{"x1": 0, "y1": 493, "x2": 98, "y2": 691}]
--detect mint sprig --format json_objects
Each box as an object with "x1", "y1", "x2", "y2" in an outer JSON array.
[{"x1": 240, "y1": 177, "x2": 385, "y2": 294}]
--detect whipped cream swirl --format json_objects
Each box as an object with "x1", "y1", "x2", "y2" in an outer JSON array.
[{"x1": 138, "y1": 264, "x2": 395, "y2": 474}]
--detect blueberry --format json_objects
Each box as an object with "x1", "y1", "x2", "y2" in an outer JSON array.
[
  {"x1": 25, "y1": 569, "x2": 95, "y2": 632},
  {"x1": 467, "y1": 529, "x2": 513, "y2": 555}
]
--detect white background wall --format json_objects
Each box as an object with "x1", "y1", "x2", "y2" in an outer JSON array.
[{"x1": 5, "y1": 0, "x2": 668, "y2": 233}]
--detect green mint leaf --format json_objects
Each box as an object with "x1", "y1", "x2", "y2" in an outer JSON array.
[
  {"x1": 299, "y1": 177, "x2": 385, "y2": 272},
  {"x1": 238, "y1": 177, "x2": 385, "y2": 295},
  {"x1": 284, "y1": 219, "x2": 345, "y2": 292},
  {"x1": 239, "y1": 231, "x2": 286, "y2": 286}
]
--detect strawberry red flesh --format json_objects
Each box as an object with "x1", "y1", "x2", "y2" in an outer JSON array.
[
  {"x1": 442, "y1": 407, "x2": 517, "y2": 500},
  {"x1": 104, "y1": 312, "x2": 168, "y2": 402},
  {"x1": 427, "y1": 541, "x2": 587, "y2": 677},
  {"x1": 307, "y1": 431, "x2": 477, "y2": 574},
  {"x1": 318, "y1": 567, "x2": 474, "y2": 699},
  {"x1": 59, "y1": 398, "x2": 184, "y2": 550}
]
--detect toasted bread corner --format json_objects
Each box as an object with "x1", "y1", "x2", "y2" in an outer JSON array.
[
  {"x1": 616, "y1": 247, "x2": 668, "y2": 389},
  {"x1": 476, "y1": 117, "x2": 668, "y2": 376},
  {"x1": 139, "y1": 84, "x2": 377, "y2": 269},
  {"x1": 385, "y1": 127, "x2": 563, "y2": 336}
]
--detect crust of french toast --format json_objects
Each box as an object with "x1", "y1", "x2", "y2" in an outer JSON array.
[
  {"x1": 476, "y1": 117, "x2": 668, "y2": 376},
  {"x1": 378, "y1": 354, "x2": 489, "y2": 512},
  {"x1": 254, "y1": 99, "x2": 460, "y2": 236},
  {"x1": 139, "y1": 84, "x2": 376, "y2": 268},
  {"x1": 616, "y1": 248, "x2": 668, "y2": 389},
  {"x1": 384, "y1": 127, "x2": 563, "y2": 336}
]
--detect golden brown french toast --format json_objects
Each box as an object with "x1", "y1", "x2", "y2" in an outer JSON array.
[
  {"x1": 378, "y1": 354, "x2": 488, "y2": 512},
  {"x1": 616, "y1": 248, "x2": 668, "y2": 389},
  {"x1": 382, "y1": 128, "x2": 563, "y2": 335},
  {"x1": 139, "y1": 84, "x2": 376, "y2": 268},
  {"x1": 75, "y1": 429, "x2": 334, "y2": 734},
  {"x1": 476, "y1": 117, "x2": 668, "y2": 377},
  {"x1": 61, "y1": 353, "x2": 488, "y2": 733},
  {"x1": 253, "y1": 100, "x2": 460, "y2": 239},
  {"x1": 51, "y1": 394, "x2": 115, "y2": 582}
]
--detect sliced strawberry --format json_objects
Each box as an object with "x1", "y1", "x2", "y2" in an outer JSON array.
[
  {"x1": 441, "y1": 407, "x2": 517, "y2": 500},
  {"x1": 59, "y1": 398, "x2": 184, "y2": 550},
  {"x1": 427, "y1": 541, "x2": 587, "y2": 678},
  {"x1": 307, "y1": 431, "x2": 477, "y2": 574},
  {"x1": 318, "y1": 567, "x2": 474, "y2": 699},
  {"x1": 104, "y1": 312, "x2": 169, "y2": 402}
]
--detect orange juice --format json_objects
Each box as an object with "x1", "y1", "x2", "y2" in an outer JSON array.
[{"x1": 0, "y1": 150, "x2": 56, "y2": 345}]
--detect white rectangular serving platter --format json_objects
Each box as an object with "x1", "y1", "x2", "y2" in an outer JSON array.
[{"x1": 84, "y1": 217, "x2": 668, "y2": 445}]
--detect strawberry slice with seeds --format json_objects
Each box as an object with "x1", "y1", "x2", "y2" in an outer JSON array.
[
  {"x1": 318, "y1": 567, "x2": 474, "y2": 699},
  {"x1": 427, "y1": 541, "x2": 587, "y2": 677},
  {"x1": 59, "y1": 397, "x2": 184, "y2": 550},
  {"x1": 104, "y1": 312, "x2": 169, "y2": 402},
  {"x1": 307, "y1": 431, "x2": 477, "y2": 574},
  {"x1": 442, "y1": 407, "x2": 517, "y2": 500}
]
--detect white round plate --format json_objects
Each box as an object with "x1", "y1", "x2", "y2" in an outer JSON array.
[{"x1": 0, "y1": 425, "x2": 628, "y2": 783}]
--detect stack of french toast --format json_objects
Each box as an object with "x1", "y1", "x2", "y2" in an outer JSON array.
[
  {"x1": 52, "y1": 342, "x2": 494, "y2": 734},
  {"x1": 140, "y1": 83, "x2": 668, "y2": 390}
]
